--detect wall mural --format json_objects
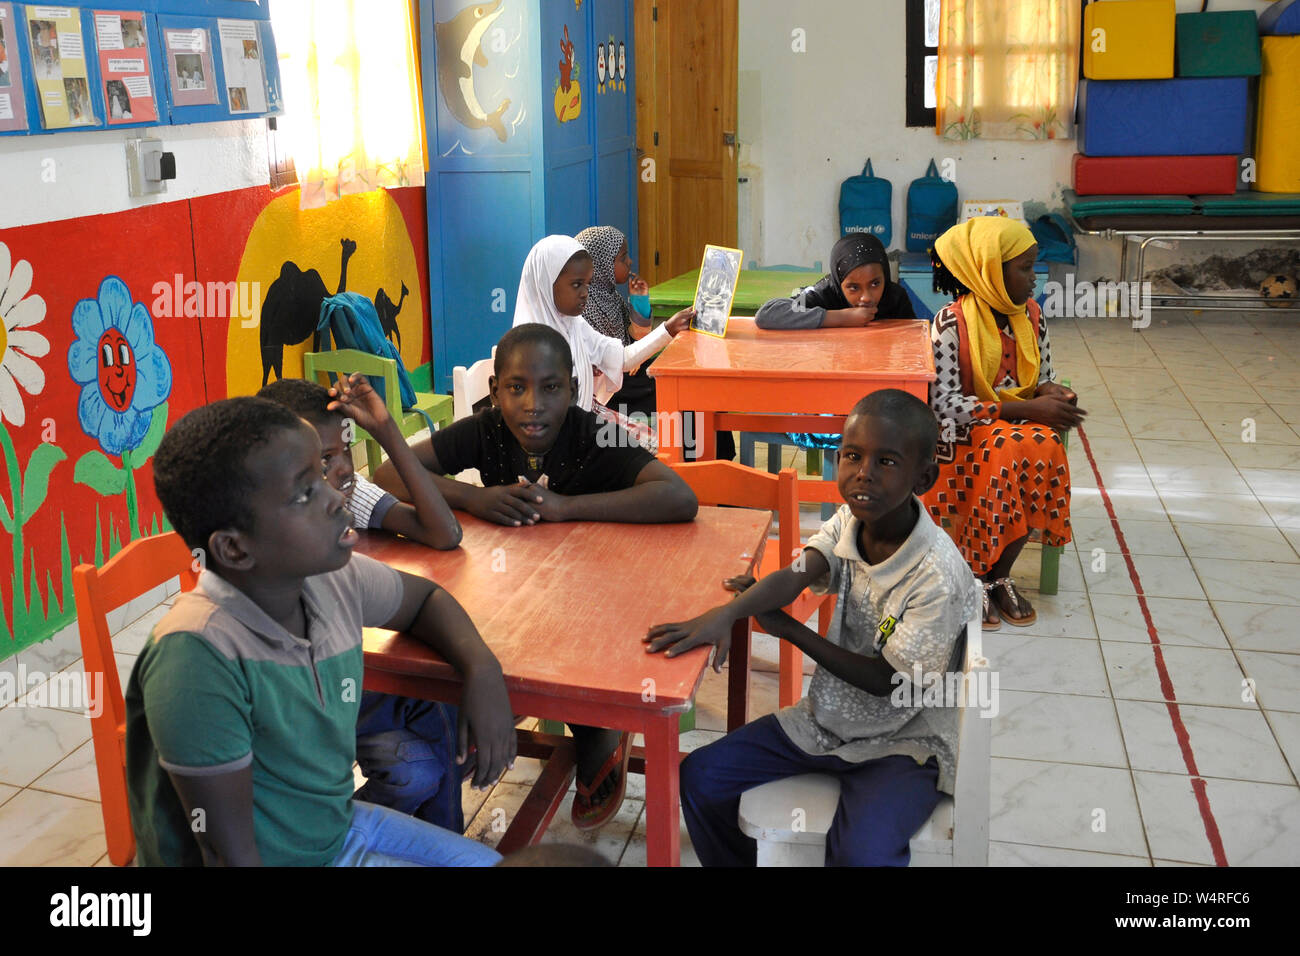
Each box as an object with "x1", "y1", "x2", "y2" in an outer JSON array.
[
  {"x1": 435, "y1": 0, "x2": 512, "y2": 143},
  {"x1": 554, "y1": 23, "x2": 581, "y2": 123},
  {"x1": 2, "y1": 184, "x2": 431, "y2": 660}
]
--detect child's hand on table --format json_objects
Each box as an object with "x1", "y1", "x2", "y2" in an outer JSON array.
[
  {"x1": 665, "y1": 307, "x2": 696, "y2": 336},
  {"x1": 470, "y1": 481, "x2": 545, "y2": 526},
  {"x1": 520, "y1": 482, "x2": 571, "y2": 522},
  {"x1": 327, "y1": 372, "x2": 391, "y2": 435},
  {"x1": 645, "y1": 603, "x2": 736, "y2": 673},
  {"x1": 628, "y1": 273, "x2": 649, "y2": 296}
]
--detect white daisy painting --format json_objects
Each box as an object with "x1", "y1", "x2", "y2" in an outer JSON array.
[{"x1": 0, "y1": 242, "x2": 50, "y2": 427}]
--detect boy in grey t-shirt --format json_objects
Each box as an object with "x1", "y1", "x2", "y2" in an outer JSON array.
[{"x1": 645, "y1": 389, "x2": 979, "y2": 866}]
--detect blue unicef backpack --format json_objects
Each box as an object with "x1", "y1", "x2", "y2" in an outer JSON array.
[
  {"x1": 839, "y1": 159, "x2": 893, "y2": 245},
  {"x1": 906, "y1": 159, "x2": 959, "y2": 253},
  {"x1": 316, "y1": 292, "x2": 434, "y2": 429}
]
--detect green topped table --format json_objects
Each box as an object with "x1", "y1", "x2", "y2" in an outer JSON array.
[{"x1": 648, "y1": 268, "x2": 824, "y2": 319}]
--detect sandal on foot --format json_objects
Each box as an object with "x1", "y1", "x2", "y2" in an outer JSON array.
[
  {"x1": 572, "y1": 732, "x2": 632, "y2": 831},
  {"x1": 982, "y1": 581, "x2": 1002, "y2": 631},
  {"x1": 991, "y1": 577, "x2": 1037, "y2": 627}
]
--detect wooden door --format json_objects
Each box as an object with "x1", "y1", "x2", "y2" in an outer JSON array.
[{"x1": 634, "y1": 0, "x2": 738, "y2": 285}]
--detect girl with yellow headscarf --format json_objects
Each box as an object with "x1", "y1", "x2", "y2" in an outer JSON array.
[{"x1": 923, "y1": 217, "x2": 1087, "y2": 629}]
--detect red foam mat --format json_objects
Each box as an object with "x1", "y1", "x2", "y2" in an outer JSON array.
[{"x1": 1072, "y1": 154, "x2": 1239, "y2": 195}]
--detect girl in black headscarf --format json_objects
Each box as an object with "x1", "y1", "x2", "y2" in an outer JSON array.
[{"x1": 754, "y1": 234, "x2": 915, "y2": 329}]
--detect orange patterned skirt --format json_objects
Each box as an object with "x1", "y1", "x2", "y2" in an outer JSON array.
[{"x1": 922, "y1": 422, "x2": 1072, "y2": 577}]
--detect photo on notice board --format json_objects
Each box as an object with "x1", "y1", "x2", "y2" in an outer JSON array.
[
  {"x1": 29, "y1": 18, "x2": 59, "y2": 80},
  {"x1": 63, "y1": 75, "x2": 89, "y2": 122},
  {"x1": 1, "y1": 19, "x2": 10, "y2": 87},
  {"x1": 165, "y1": 26, "x2": 217, "y2": 106},
  {"x1": 121, "y1": 17, "x2": 144, "y2": 48},
  {"x1": 691, "y1": 245, "x2": 745, "y2": 338}
]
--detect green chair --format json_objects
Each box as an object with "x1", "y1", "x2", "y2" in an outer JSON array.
[
  {"x1": 747, "y1": 261, "x2": 823, "y2": 272},
  {"x1": 302, "y1": 349, "x2": 453, "y2": 476}
]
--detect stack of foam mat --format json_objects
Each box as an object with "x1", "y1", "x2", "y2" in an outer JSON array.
[{"x1": 1073, "y1": 0, "x2": 1256, "y2": 198}]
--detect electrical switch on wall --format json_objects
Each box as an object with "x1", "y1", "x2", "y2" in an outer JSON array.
[{"x1": 126, "y1": 138, "x2": 177, "y2": 197}]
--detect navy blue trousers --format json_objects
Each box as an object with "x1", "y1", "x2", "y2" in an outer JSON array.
[
  {"x1": 680, "y1": 714, "x2": 942, "y2": 867},
  {"x1": 355, "y1": 692, "x2": 464, "y2": 833}
]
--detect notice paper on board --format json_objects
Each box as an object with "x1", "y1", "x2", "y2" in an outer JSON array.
[
  {"x1": 25, "y1": 4, "x2": 95, "y2": 128},
  {"x1": 94, "y1": 10, "x2": 157, "y2": 123},
  {"x1": 0, "y1": 2, "x2": 33, "y2": 131},
  {"x1": 216, "y1": 19, "x2": 266, "y2": 113},
  {"x1": 691, "y1": 245, "x2": 744, "y2": 339},
  {"x1": 165, "y1": 25, "x2": 217, "y2": 106}
]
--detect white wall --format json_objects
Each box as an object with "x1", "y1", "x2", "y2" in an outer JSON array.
[
  {"x1": 0, "y1": 120, "x2": 270, "y2": 231},
  {"x1": 737, "y1": 0, "x2": 1267, "y2": 280}
]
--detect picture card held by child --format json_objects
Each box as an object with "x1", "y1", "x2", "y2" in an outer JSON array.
[
  {"x1": 216, "y1": 19, "x2": 266, "y2": 114},
  {"x1": 0, "y1": 2, "x2": 32, "y2": 131},
  {"x1": 165, "y1": 25, "x2": 217, "y2": 106},
  {"x1": 26, "y1": 4, "x2": 96, "y2": 128},
  {"x1": 692, "y1": 245, "x2": 744, "y2": 338},
  {"x1": 94, "y1": 10, "x2": 157, "y2": 124}
]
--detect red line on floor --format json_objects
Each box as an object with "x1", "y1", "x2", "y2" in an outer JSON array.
[{"x1": 1075, "y1": 425, "x2": 1229, "y2": 867}]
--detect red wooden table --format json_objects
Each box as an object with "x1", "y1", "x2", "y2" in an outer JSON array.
[
  {"x1": 648, "y1": 318, "x2": 937, "y2": 463},
  {"x1": 356, "y1": 506, "x2": 771, "y2": 867}
]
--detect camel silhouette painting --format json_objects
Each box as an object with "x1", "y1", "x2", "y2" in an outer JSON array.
[{"x1": 258, "y1": 238, "x2": 409, "y2": 385}]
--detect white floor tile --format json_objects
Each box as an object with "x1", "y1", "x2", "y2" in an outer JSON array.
[
  {"x1": 992, "y1": 691, "x2": 1127, "y2": 767},
  {"x1": 981, "y1": 632, "x2": 1111, "y2": 697},
  {"x1": 1175, "y1": 522, "x2": 1299, "y2": 563},
  {"x1": 1159, "y1": 493, "x2": 1276, "y2": 528},
  {"x1": 0, "y1": 788, "x2": 106, "y2": 866},
  {"x1": 988, "y1": 842, "x2": 1149, "y2": 867},
  {"x1": 31, "y1": 739, "x2": 103, "y2": 802},
  {"x1": 1191, "y1": 557, "x2": 1300, "y2": 606},
  {"x1": 0, "y1": 706, "x2": 91, "y2": 787},
  {"x1": 988, "y1": 758, "x2": 1147, "y2": 857},
  {"x1": 1239, "y1": 651, "x2": 1300, "y2": 714},
  {"x1": 1265, "y1": 711, "x2": 1300, "y2": 780},
  {"x1": 1101, "y1": 641, "x2": 1250, "y2": 709},
  {"x1": 1087, "y1": 594, "x2": 1229, "y2": 649},
  {"x1": 1134, "y1": 772, "x2": 1300, "y2": 866},
  {"x1": 1212, "y1": 601, "x2": 1300, "y2": 654},
  {"x1": 1115, "y1": 700, "x2": 1293, "y2": 784}
]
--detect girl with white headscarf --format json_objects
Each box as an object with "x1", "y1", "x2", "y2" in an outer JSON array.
[{"x1": 511, "y1": 235, "x2": 692, "y2": 412}]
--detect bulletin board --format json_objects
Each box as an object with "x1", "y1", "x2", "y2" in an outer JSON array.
[{"x1": 0, "y1": 0, "x2": 280, "y2": 136}]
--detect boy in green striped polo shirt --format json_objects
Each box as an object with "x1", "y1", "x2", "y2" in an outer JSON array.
[{"x1": 126, "y1": 397, "x2": 515, "y2": 866}]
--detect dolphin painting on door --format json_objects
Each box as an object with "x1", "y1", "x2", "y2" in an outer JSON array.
[{"x1": 435, "y1": 0, "x2": 512, "y2": 142}]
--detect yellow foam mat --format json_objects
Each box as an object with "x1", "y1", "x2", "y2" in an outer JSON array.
[
  {"x1": 1255, "y1": 36, "x2": 1300, "y2": 194},
  {"x1": 1083, "y1": 0, "x2": 1175, "y2": 80}
]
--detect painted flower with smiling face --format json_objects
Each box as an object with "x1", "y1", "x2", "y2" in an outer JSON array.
[
  {"x1": 68, "y1": 276, "x2": 172, "y2": 457},
  {"x1": 0, "y1": 242, "x2": 51, "y2": 428}
]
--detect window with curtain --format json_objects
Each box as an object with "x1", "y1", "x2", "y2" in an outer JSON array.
[
  {"x1": 270, "y1": 0, "x2": 427, "y2": 208},
  {"x1": 937, "y1": 0, "x2": 1081, "y2": 141}
]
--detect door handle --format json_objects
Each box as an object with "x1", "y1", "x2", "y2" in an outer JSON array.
[{"x1": 723, "y1": 131, "x2": 736, "y2": 146}]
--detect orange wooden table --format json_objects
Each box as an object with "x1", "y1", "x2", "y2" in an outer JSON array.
[
  {"x1": 356, "y1": 506, "x2": 770, "y2": 867},
  {"x1": 648, "y1": 318, "x2": 937, "y2": 462}
]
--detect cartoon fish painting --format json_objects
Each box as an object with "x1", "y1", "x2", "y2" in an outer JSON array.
[{"x1": 435, "y1": 0, "x2": 511, "y2": 143}]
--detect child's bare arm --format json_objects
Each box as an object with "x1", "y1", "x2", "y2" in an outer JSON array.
[
  {"x1": 746, "y1": 602, "x2": 897, "y2": 696},
  {"x1": 384, "y1": 572, "x2": 517, "y2": 790},
  {"x1": 524, "y1": 459, "x2": 698, "y2": 524},
  {"x1": 643, "y1": 550, "x2": 831, "y2": 669},
  {"x1": 167, "y1": 767, "x2": 262, "y2": 866},
  {"x1": 328, "y1": 374, "x2": 462, "y2": 549}
]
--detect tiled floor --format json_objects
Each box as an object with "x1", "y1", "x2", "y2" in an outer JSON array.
[{"x1": 2, "y1": 308, "x2": 1298, "y2": 866}]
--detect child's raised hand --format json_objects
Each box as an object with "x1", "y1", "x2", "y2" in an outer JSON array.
[
  {"x1": 665, "y1": 307, "x2": 696, "y2": 336},
  {"x1": 628, "y1": 273, "x2": 649, "y2": 296},
  {"x1": 327, "y1": 372, "x2": 390, "y2": 434}
]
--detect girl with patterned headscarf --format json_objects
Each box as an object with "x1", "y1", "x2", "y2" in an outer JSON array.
[
  {"x1": 925, "y1": 217, "x2": 1086, "y2": 630},
  {"x1": 575, "y1": 226, "x2": 736, "y2": 460}
]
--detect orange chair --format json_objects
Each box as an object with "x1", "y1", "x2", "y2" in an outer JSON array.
[
  {"x1": 72, "y1": 532, "x2": 199, "y2": 866},
  {"x1": 664, "y1": 457, "x2": 836, "y2": 708}
]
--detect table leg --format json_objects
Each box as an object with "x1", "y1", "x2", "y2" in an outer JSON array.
[
  {"x1": 697, "y1": 411, "x2": 717, "y2": 460},
  {"x1": 644, "y1": 715, "x2": 682, "y2": 867},
  {"x1": 727, "y1": 616, "x2": 751, "y2": 732},
  {"x1": 657, "y1": 397, "x2": 684, "y2": 464}
]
